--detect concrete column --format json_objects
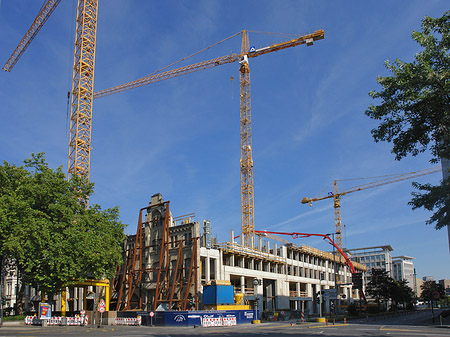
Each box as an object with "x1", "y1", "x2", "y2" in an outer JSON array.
[
  {"x1": 258, "y1": 236, "x2": 263, "y2": 251},
  {"x1": 306, "y1": 283, "x2": 313, "y2": 314},
  {"x1": 219, "y1": 250, "x2": 224, "y2": 280},
  {"x1": 213, "y1": 258, "x2": 218, "y2": 280},
  {"x1": 273, "y1": 243, "x2": 277, "y2": 256},
  {"x1": 205, "y1": 257, "x2": 211, "y2": 283},
  {"x1": 240, "y1": 276, "x2": 245, "y2": 294},
  {"x1": 296, "y1": 282, "x2": 300, "y2": 297}
]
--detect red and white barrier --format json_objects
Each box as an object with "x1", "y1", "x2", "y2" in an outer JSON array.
[
  {"x1": 25, "y1": 315, "x2": 85, "y2": 326},
  {"x1": 48, "y1": 317, "x2": 62, "y2": 325},
  {"x1": 222, "y1": 317, "x2": 237, "y2": 326},
  {"x1": 202, "y1": 317, "x2": 223, "y2": 327},
  {"x1": 301, "y1": 310, "x2": 305, "y2": 323},
  {"x1": 115, "y1": 317, "x2": 141, "y2": 326},
  {"x1": 25, "y1": 316, "x2": 40, "y2": 325},
  {"x1": 201, "y1": 316, "x2": 236, "y2": 327}
]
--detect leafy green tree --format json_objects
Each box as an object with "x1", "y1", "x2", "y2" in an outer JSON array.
[
  {"x1": 366, "y1": 269, "x2": 414, "y2": 311},
  {"x1": 390, "y1": 279, "x2": 414, "y2": 309},
  {"x1": 420, "y1": 280, "x2": 445, "y2": 302},
  {"x1": 365, "y1": 11, "x2": 450, "y2": 230},
  {"x1": 0, "y1": 153, "x2": 125, "y2": 299},
  {"x1": 366, "y1": 269, "x2": 392, "y2": 310}
]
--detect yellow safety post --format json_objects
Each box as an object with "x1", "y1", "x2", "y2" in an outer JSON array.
[{"x1": 61, "y1": 289, "x2": 66, "y2": 317}]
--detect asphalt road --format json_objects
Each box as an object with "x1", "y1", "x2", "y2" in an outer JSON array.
[{"x1": 0, "y1": 310, "x2": 448, "y2": 337}]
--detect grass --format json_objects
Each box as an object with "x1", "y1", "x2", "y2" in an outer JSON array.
[{"x1": 2, "y1": 314, "x2": 27, "y2": 321}]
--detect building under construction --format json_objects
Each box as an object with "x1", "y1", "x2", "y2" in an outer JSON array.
[{"x1": 111, "y1": 193, "x2": 366, "y2": 316}]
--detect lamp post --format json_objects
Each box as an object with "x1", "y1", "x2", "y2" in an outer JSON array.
[
  {"x1": 331, "y1": 233, "x2": 338, "y2": 317},
  {"x1": 319, "y1": 272, "x2": 324, "y2": 318}
]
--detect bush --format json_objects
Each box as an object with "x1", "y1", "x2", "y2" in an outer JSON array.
[{"x1": 3, "y1": 314, "x2": 27, "y2": 321}]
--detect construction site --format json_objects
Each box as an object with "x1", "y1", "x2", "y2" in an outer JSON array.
[{"x1": 1, "y1": 0, "x2": 445, "y2": 328}]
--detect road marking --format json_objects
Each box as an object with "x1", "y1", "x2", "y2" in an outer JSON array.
[
  {"x1": 308, "y1": 323, "x2": 347, "y2": 328},
  {"x1": 381, "y1": 327, "x2": 432, "y2": 332}
]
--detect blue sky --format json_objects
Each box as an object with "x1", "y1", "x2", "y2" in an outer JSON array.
[{"x1": 1, "y1": 1, "x2": 449, "y2": 280}]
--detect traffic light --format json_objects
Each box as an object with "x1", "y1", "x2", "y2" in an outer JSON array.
[{"x1": 1, "y1": 296, "x2": 5, "y2": 306}]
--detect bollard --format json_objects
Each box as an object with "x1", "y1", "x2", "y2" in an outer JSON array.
[
  {"x1": 344, "y1": 317, "x2": 347, "y2": 325},
  {"x1": 333, "y1": 318, "x2": 335, "y2": 325},
  {"x1": 326, "y1": 318, "x2": 328, "y2": 326}
]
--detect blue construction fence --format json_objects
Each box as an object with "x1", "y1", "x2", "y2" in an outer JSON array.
[{"x1": 118, "y1": 309, "x2": 258, "y2": 327}]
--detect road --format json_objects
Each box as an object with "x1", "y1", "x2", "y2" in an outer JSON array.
[{"x1": 0, "y1": 311, "x2": 448, "y2": 337}]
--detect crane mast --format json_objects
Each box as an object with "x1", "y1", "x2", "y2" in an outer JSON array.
[
  {"x1": 67, "y1": 0, "x2": 99, "y2": 193},
  {"x1": 239, "y1": 31, "x2": 255, "y2": 248}
]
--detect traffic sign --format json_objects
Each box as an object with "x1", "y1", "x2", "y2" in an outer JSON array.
[
  {"x1": 98, "y1": 299, "x2": 106, "y2": 313},
  {"x1": 322, "y1": 289, "x2": 337, "y2": 300},
  {"x1": 149, "y1": 311, "x2": 154, "y2": 317}
]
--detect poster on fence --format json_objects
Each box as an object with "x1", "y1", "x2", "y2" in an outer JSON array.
[{"x1": 39, "y1": 303, "x2": 52, "y2": 319}]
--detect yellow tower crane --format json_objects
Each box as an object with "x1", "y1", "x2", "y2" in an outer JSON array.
[
  {"x1": 94, "y1": 29, "x2": 325, "y2": 248},
  {"x1": 301, "y1": 166, "x2": 441, "y2": 249},
  {"x1": 3, "y1": 0, "x2": 99, "y2": 200}
]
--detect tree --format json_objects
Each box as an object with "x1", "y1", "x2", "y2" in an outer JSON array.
[
  {"x1": 420, "y1": 280, "x2": 445, "y2": 302},
  {"x1": 366, "y1": 269, "x2": 392, "y2": 309},
  {"x1": 365, "y1": 11, "x2": 450, "y2": 230},
  {"x1": 420, "y1": 280, "x2": 445, "y2": 323},
  {"x1": 390, "y1": 279, "x2": 414, "y2": 309},
  {"x1": 0, "y1": 153, "x2": 126, "y2": 299},
  {"x1": 366, "y1": 269, "x2": 414, "y2": 311}
]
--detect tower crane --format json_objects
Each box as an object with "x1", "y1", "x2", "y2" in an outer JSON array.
[
  {"x1": 3, "y1": 0, "x2": 99, "y2": 204},
  {"x1": 94, "y1": 29, "x2": 325, "y2": 248},
  {"x1": 301, "y1": 166, "x2": 441, "y2": 249}
]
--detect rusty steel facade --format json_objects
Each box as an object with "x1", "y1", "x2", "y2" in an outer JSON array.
[{"x1": 111, "y1": 194, "x2": 200, "y2": 311}]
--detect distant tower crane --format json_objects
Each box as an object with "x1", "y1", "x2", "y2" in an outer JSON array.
[
  {"x1": 301, "y1": 166, "x2": 441, "y2": 249},
  {"x1": 3, "y1": 0, "x2": 99, "y2": 205},
  {"x1": 94, "y1": 29, "x2": 325, "y2": 248}
]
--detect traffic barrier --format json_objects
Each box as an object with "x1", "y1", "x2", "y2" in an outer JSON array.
[
  {"x1": 115, "y1": 317, "x2": 142, "y2": 326},
  {"x1": 67, "y1": 316, "x2": 82, "y2": 326},
  {"x1": 25, "y1": 316, "x2": 40, "y2": 325},
  {"x1": 25, "y1": 315, "x2": 85, "y2": 326},
  {"x1": 48, "y1": 317, "x2": 62, "y2": 325},
  {"x1": 344, "y1": 317, "x2": 347, "y2": 324},
  {"x1": 301, "y1": 310, "x2": 304, "y2": 323},
  {"x1": 223, "y1": 317, "x2": 236, "y2": 326}
]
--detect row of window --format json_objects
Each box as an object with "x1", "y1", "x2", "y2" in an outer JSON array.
[{"x1": 359, "y1": 254, "x2": 385, "y2": 262}]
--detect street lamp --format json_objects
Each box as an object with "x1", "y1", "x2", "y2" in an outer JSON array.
[{"x1": 326, "y1": 233, "x2": 338, "y2": 317}]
